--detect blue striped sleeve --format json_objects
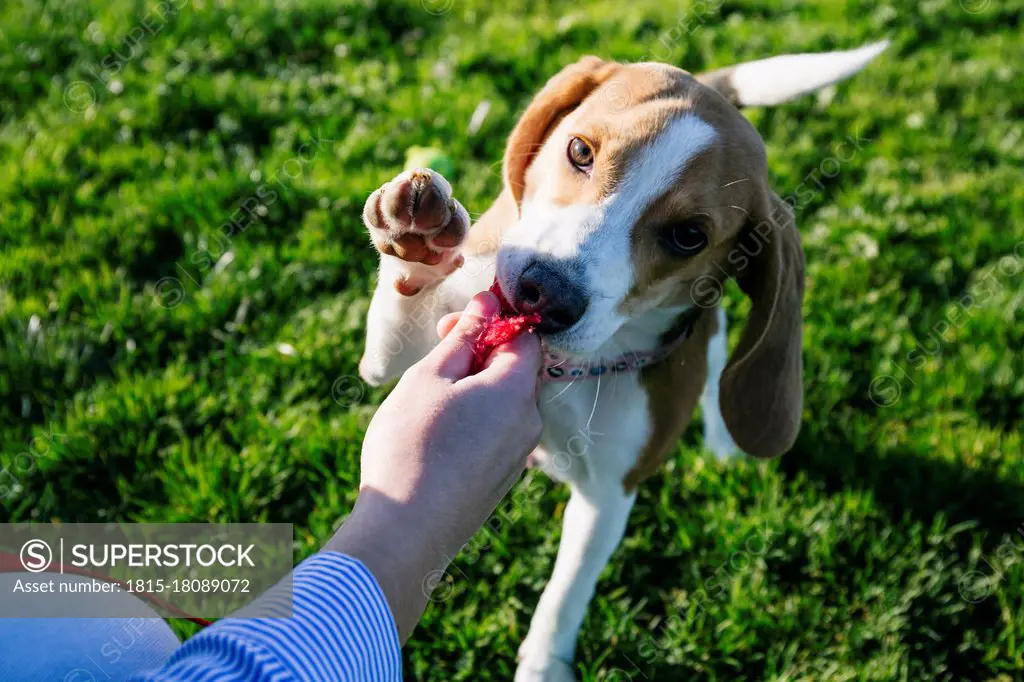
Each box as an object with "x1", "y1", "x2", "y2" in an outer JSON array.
[{"x1": 131, "y1": 552, "x2": 402, "y2": 681}]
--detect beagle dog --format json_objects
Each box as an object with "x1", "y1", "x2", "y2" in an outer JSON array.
[{"x1": 359, "y1": 41, "x2": 888, "y2": 681}]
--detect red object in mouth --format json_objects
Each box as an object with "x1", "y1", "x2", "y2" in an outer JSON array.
[{"x1": 469, "y1": 279, "x2": 542, "y2": 374}]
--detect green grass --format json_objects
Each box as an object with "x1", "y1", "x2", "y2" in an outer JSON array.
[{"x1": 2, "y1": 0, "x2": 1023, "y2": 679}]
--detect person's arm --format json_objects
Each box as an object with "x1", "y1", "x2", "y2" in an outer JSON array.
[
  {"x1": 330, "y1": 291, "x2": 542, "y2": 641},
  {"x1": 133, "y1": 292, "x2": 541, "y2": 679}
]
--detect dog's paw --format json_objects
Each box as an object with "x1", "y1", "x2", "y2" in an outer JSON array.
[
  {"x1": 516, "y1": 640, "x2": 577, "y2": 682},
  {"x1": 514, "y1": 655, "x2": 577, "y2": 682},
  {"x1": 363, "y1": 168, "x2": 469, "y2": 295}
]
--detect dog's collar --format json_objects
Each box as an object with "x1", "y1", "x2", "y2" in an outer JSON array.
[{"x1": 539, "y1": 308, "x2": 703, "y2": 383}]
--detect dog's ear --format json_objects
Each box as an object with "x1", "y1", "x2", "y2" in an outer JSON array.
[
  {"x1": 504, "y1": 56, "x2": 619, "y2": 204},
  {"x1": 719, "y1": 192, "x2": 805, "y2": 458},
  {"x1": 696, "y1": 41, "x2": 888, "y2": 107}
]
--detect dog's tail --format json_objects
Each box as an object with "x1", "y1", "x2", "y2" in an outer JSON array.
[{"x1": 696, "y1": 40, "x2": 889, "y2": 107}]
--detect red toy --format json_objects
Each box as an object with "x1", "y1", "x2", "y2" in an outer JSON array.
[{"x1": 469, "y1": 280, "x2": 542, "y2": 373}]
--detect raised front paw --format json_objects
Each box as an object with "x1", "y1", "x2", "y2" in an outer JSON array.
[{"x1": 363, "y1": 168, "x2": 469, "y2": 295}]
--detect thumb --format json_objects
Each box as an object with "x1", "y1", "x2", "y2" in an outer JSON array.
[{"x1": 432, "y1": 292, "x2": 499, "y2": 380}]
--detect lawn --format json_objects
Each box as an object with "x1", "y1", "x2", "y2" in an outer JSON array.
[{"x1": 1, "y1": 0, "x2": 1023, "y2": 679}]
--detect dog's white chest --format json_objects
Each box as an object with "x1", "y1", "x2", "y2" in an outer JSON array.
[{"x1": 533, "y1": 374, "x2": 652, "y2": 486}]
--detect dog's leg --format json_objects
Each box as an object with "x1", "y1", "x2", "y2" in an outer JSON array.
[
  {"x1": 701, "y1": 307, "x2": 739, "y2": 459},
  {"x1": 516, "y1": 477, "x2": 636, "y2": 682},
  {"x1": 359, "y1": 168, "x2": 475, "y2": 385}
]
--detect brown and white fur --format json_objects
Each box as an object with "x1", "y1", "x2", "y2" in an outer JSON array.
[{"x1": 359, "y1": 41, "x2": 888, "y2": 681}]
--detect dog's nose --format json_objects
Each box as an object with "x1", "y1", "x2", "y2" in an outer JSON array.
[{"x1": 516, "y1": 261, "x2": 587, "y2": 334}]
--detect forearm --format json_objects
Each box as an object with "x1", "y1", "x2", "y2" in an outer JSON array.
[{"x1": 326, "y1": 494, "x2": 452, "y2": 644}]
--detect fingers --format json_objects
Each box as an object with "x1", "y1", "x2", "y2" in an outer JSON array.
[
  {"x1": 431, "y1": 292, "x2": 500, "y2": 380},
  {"x1": 476, "y1": 330, "x2": 542, "y2": 393},
  {"x1": 436, "y1": 312, "x2": 460, "y2": 340}
]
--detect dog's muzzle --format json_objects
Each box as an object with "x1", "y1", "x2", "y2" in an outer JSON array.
[{"x1": 514, "y1": 260, "x2": 588, "y2": 334}]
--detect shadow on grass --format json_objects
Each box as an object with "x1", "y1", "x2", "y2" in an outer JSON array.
[{"x1": 782, "y1": 430, "x2": 1024, "y2": 543}]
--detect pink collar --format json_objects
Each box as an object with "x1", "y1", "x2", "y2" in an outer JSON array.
[{"x1": 539, "y1": 309, "x2": 703, "y2": 383}]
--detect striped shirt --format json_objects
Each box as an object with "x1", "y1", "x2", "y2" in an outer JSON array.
[{"x1": 132, "y1": 552, "x2": 402, "y2": 681}]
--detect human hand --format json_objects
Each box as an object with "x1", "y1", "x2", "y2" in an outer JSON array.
[
  {"x1": 357, "y1": 291, "x2": 542, "y2": 553},
  {"x1": 329, "y1": 292, "x2": 542, "y2": 640}
]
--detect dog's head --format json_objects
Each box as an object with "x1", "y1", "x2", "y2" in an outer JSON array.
[{"x1": 496, "y1": 43, "x2": 887, "y2": 457}]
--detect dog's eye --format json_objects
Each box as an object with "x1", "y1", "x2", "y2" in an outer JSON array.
[
  {"x1": 567, "y1": 136, "x2": 595, "y2": 171},
  {"x1": 663, "y1": 221, "x2": 709, "y2": 257}
]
